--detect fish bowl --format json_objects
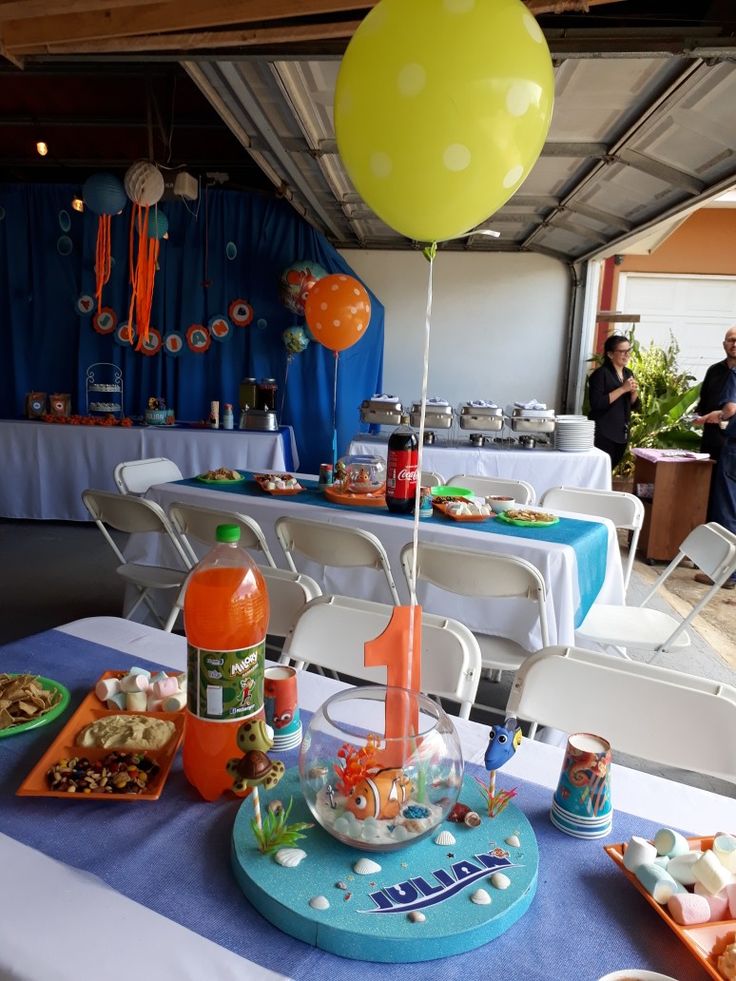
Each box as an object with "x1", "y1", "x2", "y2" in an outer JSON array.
[
  {"x1": 299, "y1": 685, "x2": 464, "y2": 853},
  {"x1": 334, "y1": 454, "x2": 386, "y2": 495}
]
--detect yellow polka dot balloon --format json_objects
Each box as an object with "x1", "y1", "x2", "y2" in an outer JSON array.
[{"x1": 335, "y1": 0, "x2": 554, "y2": 243}]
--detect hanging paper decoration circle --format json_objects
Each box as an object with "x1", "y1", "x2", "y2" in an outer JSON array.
[
  {"x1": 57, "y1": 235, "x2": 73, "y2": 256},
  {"x1": 186, "y1": 324, "x2": 211, "y2": 353},
  {"x1": 58, "y1": 210, "x2": 71, "y2": 232},
  {"x1": 225, "y1": 241, "x2": 238, "y2": 261},
  {"x1": 228, "y1": 299, "x2": 254, "y2": 327},
  {"x1": 146, "y1": 210, "x2": 168, "y2": 239},
  {"x1": 208, "y1": 315, "x2": 232, "y2": 342},
  {"x1": 77, "y1": 294, "x2": 95, "y2": 316},
  {"x1": 92, "y1": 307, "x2": 117, "y2": 334},
  {"x1": 139, "y1": 327, "x2": 162, "y2": 356},
  {"x1": 124, "y1": 160, "x2": 165, "y2": 207},
  {"x1": 163, "y1": 332, "x2": 184, "y2": 356},
  {"x1": 279, "y1": 260, "x2": 328, "y2": 317},
  {"x1": 114, "y1": 321, "x2": 134, "y2": 346},
  {"x1": 256, "y1": 318, "x2": 268, "y2": 330},
  {"x1": 84, "y1": 173, "x2": 127, "y2": 215}
]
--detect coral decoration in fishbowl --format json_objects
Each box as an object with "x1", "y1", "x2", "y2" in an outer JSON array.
[
  {"x1": 334, "y1": 454, "x2": 386, "y2": 495},
  {"x1": 299, "y1": 686, "x2": 463, "y2": 853}
]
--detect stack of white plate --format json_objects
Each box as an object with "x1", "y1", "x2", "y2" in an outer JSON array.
[{"x1": 555, "y1": 415, "x2": 595, "y2": 452}]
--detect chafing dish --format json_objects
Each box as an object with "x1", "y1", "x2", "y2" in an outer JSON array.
[
  {"x1": 410, "y1": 400, "x2": 453, "y2": 429},
  {"x1": 359, "y1": 396, "x2": 404, "y2": 427},
  {"x1": 458, "y1": 402, "x2": 504, "y2": 432},
  {"x1": 508, "y1": 407, "x2": 556, "y2": 434},
  {"x1": 244, "y1": 408, "x2": 278, "y2": 432}
]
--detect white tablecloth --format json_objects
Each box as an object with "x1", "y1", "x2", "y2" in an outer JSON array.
[
  {"x1": 349, "y1": 437, "x2": 612, "y2": 501},
  {"x1": 1, "y1": 616, "x2": 732, "y2": 981},
  {"x1": 127, "y1": 479, "x2": 625, "y2": 650},
  {"x1": 0, "y1": 419, "x2": 299, "y2": 521}
]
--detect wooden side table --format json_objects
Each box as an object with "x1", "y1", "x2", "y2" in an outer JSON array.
[{"x1": 633, "y1": 455, "x2": 714, "y2": 562}]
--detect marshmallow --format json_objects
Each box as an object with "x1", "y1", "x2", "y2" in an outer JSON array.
[
  {"x1": 694, "y1": 882, "x2": 730, "y2": 920},
  {"x1": 128, "y1": 667, "x2": 151, "y2": 679},
  {"x1": 162, "y1": 691, "x2": 187, "y2": 712},
  {"x1": 121, "y1": 673, "x2": 149, "y2": 693},
  {"x1": 95, "y1": 678, "x2": 121, "y2": 701},
  {"x1": 727, "y1": 882, "x2": 736, "y2": 918},
  {"x1": 635, "y1": 864, "x2": 685, "y2": 904},
  {"x1": 653, "y1": 828, "x2": 689, "y2": 858},
  {"x1": 176, "y1": 673, "x2": 187, "y2": 691},
  {"x1": 125, "y1": 690, "x2": 148, "y2": 711},
  {"x1": 714, "y1": 834, "x2": 736, "y2": 874},
  {"x1": 105, "y1": 692, "x2": 126, "y2": 710},
  {"x1": 623, "y1": 836, "x2": 657, "y2": 872},
  {"x1": 667, "y1": 850, "x2": 703, "y2": 886},
  {"x1": 653, "y1": 856, "x2": 670, "y2": 869},
  {"x1": 146, "y1": 694, "x2": 164, "y2": 712},
  {"x1": 667, "y1": 892, "x2": 711, "y2": 925},
  {"x1": 151, "y1": 671, "x2": 169, "y2": 684},
  {"x1": 152, "y1": 676, "x2": 178, "y2": 699},
  {"x1": 693, "y1": 850, "x2": 733, "y2": 895}
]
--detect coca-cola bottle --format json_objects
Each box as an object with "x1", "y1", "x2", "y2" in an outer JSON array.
[{"x1": 386, "y1": 416, "x2": 418, "y2": 513}]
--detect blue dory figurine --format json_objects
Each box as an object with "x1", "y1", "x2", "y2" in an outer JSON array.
[{"x1": 483, "y1": 718, "x2": 522, "y2": 817}]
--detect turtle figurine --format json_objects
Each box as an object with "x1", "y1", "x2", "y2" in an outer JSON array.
[{"x1": 226, "y1": 719, "x2": 286, "y2": 795}]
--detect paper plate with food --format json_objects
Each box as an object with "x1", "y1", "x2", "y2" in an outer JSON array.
[
  {"x1": 0, "y1": 673, "x2": 70, "y2": 738},
  {"x1": 496, "y1": 508, "x2": 560, "y2": 527},
  {"x1": 196, "y1": 467, "x2": 246, "y2": 484},
  {"x1": 254, "y1": 473, "x2": 303, "y2": 495}
]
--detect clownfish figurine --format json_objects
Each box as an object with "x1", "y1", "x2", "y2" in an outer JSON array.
[
  {"x1": 344, "y1": 767, "x2": 412, "y2": 821},
  {"x1": 484, "y1": 718, "x2": 522, "y2": 772}
]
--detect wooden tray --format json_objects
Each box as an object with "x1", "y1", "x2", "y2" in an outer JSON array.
[
  {"x1": 16, "y1": 670, "x2": 184, "y2": 803},
  {"x1": 432, "y1": 500, "x2": 494, "y2": 523},
  {"x1": 323, "y1": 484, "x2": 387, "y2": 507},
  {"x1": 254, "y1": 474, "x2": 303, "y2": 496},
  {"x1": 604, "y1": 836, "x2": 736, "y2": 981}
]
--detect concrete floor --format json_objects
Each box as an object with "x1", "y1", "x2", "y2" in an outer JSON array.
[{"x1": 1, "y1": 518, "x2": 734, "y2": 798}]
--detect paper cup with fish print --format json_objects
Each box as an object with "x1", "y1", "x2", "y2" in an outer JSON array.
[
  {"x1": 550, "y1": 732, "x2": 612, "y2": 839},
  {"x1": 264, "y1": 666, "x2": 302, "y2": 751}
]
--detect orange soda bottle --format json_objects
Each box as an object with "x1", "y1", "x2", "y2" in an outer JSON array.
[{"x1": 183, "y1": 523, "x2": 269, "y2": 801}]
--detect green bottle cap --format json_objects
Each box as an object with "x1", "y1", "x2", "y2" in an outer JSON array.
[{"x1": 216, "y1": 523, "x2": 240, "y2": 543}]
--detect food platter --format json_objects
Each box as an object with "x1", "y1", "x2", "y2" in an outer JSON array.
[
  {"x1": 496, "y1": 509, "x2": 560, "y2": 528},
  {"x1": 0, "y1": 675, "x2": 70, "y2": 738},
  {"x1": 323, "y1": 484, "x2": 386, "y2": 507},
  {"x1": 604, "y1": 836, "x2": 734, "y2": 981},
  {"x1": 16, "y1": 670, "x2": 184, "y2": 802},
  {"x1": 196, "y1": 468, "x2": 246, "y2": 484},
  {"x1": 254, "y1": 473, "x2": 303, "y2": 496},
  {"x1": 432, "y1": 499, "x2": 494, "y2": 523}
]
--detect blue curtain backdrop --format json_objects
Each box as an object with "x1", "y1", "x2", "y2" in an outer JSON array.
[{"x1": 0, "y1": 183, "x2": 384, "y2": 473}]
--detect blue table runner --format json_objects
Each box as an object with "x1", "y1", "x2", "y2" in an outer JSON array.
[
  {"x1": 0, "y1": 629, "x2": 705, "y2": 981},
  {"x1": 177, "y1": 477, "x2": 609, "y2": 626}
]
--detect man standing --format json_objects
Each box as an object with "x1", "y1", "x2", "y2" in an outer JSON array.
[{"x1": 696, "y1": 325, "x2": 736, "y2": 460}]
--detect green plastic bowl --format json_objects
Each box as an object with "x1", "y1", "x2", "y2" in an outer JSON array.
[{"x1": 430, "y1": 485, "x2": 473, "y2": 499}]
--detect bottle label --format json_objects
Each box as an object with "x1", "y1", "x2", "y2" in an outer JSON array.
[
  {"x1": 186, "y1": 638, "x2": 265, "y2": 721},
  {"x1": 386, "y1": 449, "x2": 418, "y2": 499}
]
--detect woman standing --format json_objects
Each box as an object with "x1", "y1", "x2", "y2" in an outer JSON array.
[{"x1": 587, "y1": 334, "x2": 640, "y2": 469}]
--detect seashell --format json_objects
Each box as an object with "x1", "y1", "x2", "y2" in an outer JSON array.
[
  {"x1": 435, "y1": 830, "x2": 456, "y2": 846},
  {"x1": 267, "y1": 800, "x2": 284, "y2": 816},
  {"x1": 309, "y1": 895, "x2": 330, "y2": 910},
  {"x1": 491, "y1": 872, "x2": 511, "y2": 890},
  {"x1": 505, "y1": 834, "x2": 521, "y2": 848},
  {"x1": 464, "y1": 811, "x2": 482, "y2": 828},
  {"x1": 471, "y1": 889, "x2": 491, "y2": 905},
  {"x1": 408, "y1": 910, "x2": 426, "y2": 923},
  {"x1": 353, "y1": 857, "x2": 382, "y2": 876},
  {"x1": 335, "y1": 881, "x2": 348, "y2": 890},
  {"x1": 274, "y1": 848, "x2": 307, "y2": 869},
  {"x1": 403, "y1": 819, "x2": 426, "y2": 833}
]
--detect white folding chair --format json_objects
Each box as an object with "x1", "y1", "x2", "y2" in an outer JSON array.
[
  {"x1": 540, "y1": 485, "x2": 644, "y2": 592},
  {"x1": 420, "y1": 470, "x2": 445, "y2": 488},
  {"x1": 167, "y1": 501, "x2": 278, "y2": 568},
  {"x1": 279, "y1": 594, "x2": 482, "y2": 720},
  {"x1": 82, "y1": 489, "x2": 190, "y2": 628},
  {"x1": 506, "y1": 645, "x2": 736, "y2": 784},
  {"x1": 113, "y1": 457, "x2": 183, "y2": 495},
  {"x1": 446, "y1": 474, "x2": 535, "y2": 504},
  {"x1": 576, "y1": 522, "x2": 736, "y2": 657},
  {"x1": 400, "y1": 540, "x2": 550, "y2": 686},
  {"x1": 275, "y1": 515, "x2": 401, "y2": 604}
]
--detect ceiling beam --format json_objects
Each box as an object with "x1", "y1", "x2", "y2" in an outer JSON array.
[
  {"x1": 0, "y1": 0, "x2": 168, "y2": 18},
  {"x1": 0, "y1": 0, "x2": 376, "y2": 48},
  {"x1": 0, "y1": 35, "x2": 22, "y2": 67},
  {"x1": 0, "y1": 113, "x2": 224, "y2": 128},
  {"x1": 615, "y1": 148, "x2": 706, "y2": 194}
]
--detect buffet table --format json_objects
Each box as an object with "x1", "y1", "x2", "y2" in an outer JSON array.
[
  {"x1": 0, "y1": 617, "x2": 727, "y2": 981},
  {"x1": 127, "y1": 477, "x2": 625, "y2": 650},
  {"x1": 0, "y1": 419, "x2": 298, "y2": 521},
  {"x1": 348, "y1": 436, "x2": 612, "y2": 501}
]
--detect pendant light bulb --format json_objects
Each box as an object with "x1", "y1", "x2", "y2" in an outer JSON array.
[{"x1": 36, "y1": 141, "x2": 49, "y2": 156}]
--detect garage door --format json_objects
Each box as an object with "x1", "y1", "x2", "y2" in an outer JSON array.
[{"x1": 615, "y1": 274, "x2": 736, "y2": 383}]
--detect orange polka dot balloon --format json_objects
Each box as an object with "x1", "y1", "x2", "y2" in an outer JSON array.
[{"x1": 304, "y1": 274, "x2": 371, "y2": 352}]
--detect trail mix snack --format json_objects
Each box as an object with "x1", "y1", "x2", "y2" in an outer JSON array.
[
  {"x1": 201, "y1": 467, "x2": 242, "y2": 480},
  {"x1": 0, "y1": 673, "x2": 62, "y2": 730},
  {"x1": 45, "y1": 752, "x2": 160, "y2": 794}
]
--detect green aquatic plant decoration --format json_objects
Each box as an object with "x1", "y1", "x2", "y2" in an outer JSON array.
[{"x1": 251, "y1": 798, "x2": 314, "y2": 855}]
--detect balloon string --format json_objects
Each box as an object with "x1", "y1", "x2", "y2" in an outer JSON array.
[
  {"x1": 406, "y1": 242, "x2": 436, "y2": 680},
  {"x1": 332, "y1": 350, "x2": 339, "y2": 469},
  {"x1": 280, "y1": 354, "x2": 292, "y2": 420}
]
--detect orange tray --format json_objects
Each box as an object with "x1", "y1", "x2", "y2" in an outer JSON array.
[
  {"x1": 16, "y1": 670, "x2": 185, "y2": 803},
  {"x1": 254, "y1": 474, "x2": 303, "y2": 496},
  {"x1": 323, "y1": 484, "x2": 387, "y2": 507},
  {"x1": 605, "y1": 836, "x2": 736, "y2": 980},
  {"x1": 432, "y1": 500, "x2": 495, "y2": 523}
]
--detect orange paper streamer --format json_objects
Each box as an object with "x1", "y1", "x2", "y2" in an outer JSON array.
[
  {"x1": 127, "y1": 204, "x2": 160, "y2": 349},
  {"x1": 94, "y1": 214, "x2": 112, "y2": 314}
]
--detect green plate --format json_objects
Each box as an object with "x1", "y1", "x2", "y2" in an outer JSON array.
[
  {"x1": 496, "y1": 511, "x2": 560, "y2": 529},
  {"x1": 0, "y1": 676, "x2": 71, "y2": 738},
  {"x1": 430, "y1": 485, "x2": 472, "y2": 499},
  {"x1": 195, "y1": 472, "x2": 246, "y2": 485}
]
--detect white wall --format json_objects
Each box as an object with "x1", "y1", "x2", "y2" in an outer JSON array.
[{"x1": 339, "y1": 250, "x2": 571, "y2": 411}]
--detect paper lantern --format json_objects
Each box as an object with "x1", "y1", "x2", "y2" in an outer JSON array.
[
  {"x1": 124, "y1": 160, "x2": 164, "y2": 207},
  {"x1": 83, "y1": 173, "x2": 127, "y2": 216},
  {"x1": 124, "y1": 162, "x2": 165, "y2": 348}
]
